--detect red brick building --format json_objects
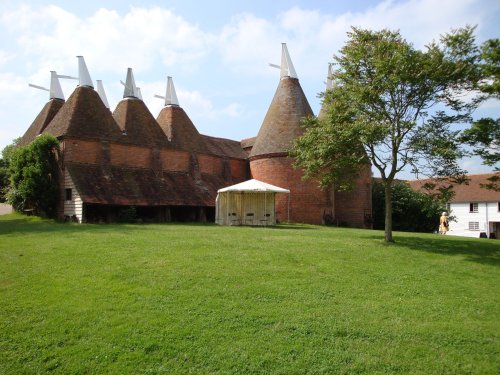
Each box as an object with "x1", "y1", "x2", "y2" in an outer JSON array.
[{"x1": 18, "y1": 47, "x2": 371, "y2": 226}]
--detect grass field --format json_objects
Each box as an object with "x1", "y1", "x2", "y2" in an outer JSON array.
[{"x1": 1, "y1": 213, "x2": 499, "y2": 374}]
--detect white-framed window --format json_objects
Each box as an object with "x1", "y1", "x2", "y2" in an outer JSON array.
[
  {"x1": 498, "y1": 202, "x2": 500, "y2": 212},
  {"x1": 468, "y1": 221, "x2": 479, "y2": 231},
  {"x1": 469, "y1": 202, "x2": 478, "y2": 213},
  {"x1": 446, "y1": 203, "x2": 451, "y2": 212}
]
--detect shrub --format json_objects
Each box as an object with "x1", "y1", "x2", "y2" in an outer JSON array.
[{"x1": 6, "y1": 134, "x2": 60, "y2": 218}]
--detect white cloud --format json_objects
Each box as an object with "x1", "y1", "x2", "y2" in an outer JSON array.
[
  {"x1": 461, "y1": 156, "x2": 495, "y2": 175},
  {"x1": 127, "y1": 79, "x2": 244, "y2": 134},
  {"x1": 0, "y1": 0, "x2": 498, "y2": 150},
  {"x1": 1, "y1": 5, "x2": 212, "y2": 76},
  {"x1": 0, "y1": 50, "x2": 15, "y2": 66},
  {"x1": 218, "y1": 13, "x2": 284, "y2": 75},
  {"x1": 217, "y1": 0, "x2": 497, "y2": 81}
]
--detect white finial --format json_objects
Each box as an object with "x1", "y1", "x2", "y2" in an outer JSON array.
[
  {"x1": 136, "y1": 87, "x2": 143, "y2": 100},
  {"x1": 122, "y1": 68, "x2": 138, "y2": 98},
  {"x1": 49, "y1": 71, "x2": 65, "y2": 99},
  {"x1": 281, "y1": 43, "x2": 297, "y2": 78},
  {"x1": 29, "y1": 71, "x2": 73, "y2": 100},
  {"x1": 269, "y1": 43, "x2": 298, "y2": 79},
  {"x1": 154, "y1": 76, "x2": 179, "y2": 106},
  {"x1": 96, "y1": 80, "x2": 110, "y2": 109},
  {"x1": 76, "y1": 56, "x2": 93, "y2": 88},
  {"x1": 165, "y1": 76, "x2": 179, "y2": 106},
  {"x1": 326, "y1": 63, "x2": 334, "y2": 90}
]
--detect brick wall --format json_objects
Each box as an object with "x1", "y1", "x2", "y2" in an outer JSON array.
[
  {"x1": 198, "y1": 154, "x2": 223, "y2": 175},
  {"x1": 63, "y1": 139, "x2": 101, "y2": 164},
  {"x1": 160, "y1": 149, "x2": 190, "y2": 172},
  {"x1": 334, "y1": 164, "x2": 372, "y2": 228},
  {"x1": 110, "y1": 143, "x2": 152, "y2": 168},
  {"x1": 230, "y1": 159, "x2": 248, "y2": 181},
  {"x1": 250, "y1": 156, "x2": 333, "y2": 224}
]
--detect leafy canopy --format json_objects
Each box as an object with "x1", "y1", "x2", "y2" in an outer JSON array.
[
  {"x1": 460, "y1": 38, "x2": 499, "y2": 191},
  {"x1": 6, "y1": 134, "x2": 60, "y2": 218},
  {"x1": 0, "y1": 138, "x2": 19, "y2": 202},
  {"x1": 372, "y1": 180, "x2": 447, "y2": 233},
  {"x1": 291, "y1": 26, "x2": 483, "y2": 241}
]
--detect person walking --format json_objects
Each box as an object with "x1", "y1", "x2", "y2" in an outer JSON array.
[{"x1": 439, "y1": 212, "x2": 449, "y2": 235}]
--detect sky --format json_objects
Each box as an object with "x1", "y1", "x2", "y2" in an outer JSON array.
[{"x1": 0, "y1": 0, "x2": 499, "y2": 179}]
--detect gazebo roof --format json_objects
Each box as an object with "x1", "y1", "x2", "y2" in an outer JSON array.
[{"x1": 218, "y1": 179, "x2": 290, "y2": 193}]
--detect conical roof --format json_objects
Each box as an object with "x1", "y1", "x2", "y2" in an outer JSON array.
[
  {"x1": 113, "y1": 98, "x2": 170, "y2": 148},
  {"x1": 249, "y1": 76, "x2": 313, "y2": 158},
  {"x1": 43, "y1": 86, "x2": 122, "y2": 141},
  {"x1": 156, "y1": 105, "x2": 208, "y2": 153},
  {"x1": 18, "y1": 98, "x2": 65, "y2": 147}
]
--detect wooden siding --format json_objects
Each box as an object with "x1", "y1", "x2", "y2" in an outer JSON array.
[{"x1": 63, "y1": 170, "x2": 83, "y2": 222}]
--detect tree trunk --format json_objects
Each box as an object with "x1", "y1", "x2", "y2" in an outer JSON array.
[{"x1": 384, "y1": 181, "x2": 394, "y2": 242}]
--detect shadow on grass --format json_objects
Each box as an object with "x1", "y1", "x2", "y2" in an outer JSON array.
[
  {"x1": 369, "y1": 233, "x2": 500, "y2": 267},
  {"x1": 249, "y1": 224, "x2": 317, "y2": 230},
  {"x1": 0, "y1": 215, "x2": 188, "y2": 236}
]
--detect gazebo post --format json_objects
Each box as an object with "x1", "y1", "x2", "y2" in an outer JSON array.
[{"x1": 264, "y1": 192, "x2": 267, "y2": 226}]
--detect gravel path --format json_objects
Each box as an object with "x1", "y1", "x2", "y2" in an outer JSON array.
[{"x1": 0, "y1": 203, "x2": 13, "y2": 215}]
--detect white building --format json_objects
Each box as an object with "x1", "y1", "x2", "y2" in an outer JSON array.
[{"x1": 410, "y1": 174, "x2": 500, "y2": 239}]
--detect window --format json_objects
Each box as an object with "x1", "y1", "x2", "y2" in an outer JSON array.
[
  {"x1": 469, "y1": 202, "x2": 478, "y2": 213},
  {"x1": 446, "y1": 203, "x2": 451, "y2": 212},
  {"x1": 468, "y1": 222, "x2": 479, "y2": 231},
  {"x1": 498, "y1": 202, "x2": 500, "y2": 212},
  {"x1": 65, "y1": 188, "x2": 72, "y2": 201}
]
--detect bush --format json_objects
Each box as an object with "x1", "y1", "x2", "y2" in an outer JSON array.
[
  {"x1": 6, "y1": 134, "x2": 60, "y2": 218},
  {"x1": 372, "y1": 179, "x2": 446, "y2": 233}
]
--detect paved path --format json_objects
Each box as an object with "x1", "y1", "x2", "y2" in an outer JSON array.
[{"x1": 0, "y1": 203, "x2": 13, "y2": 215}]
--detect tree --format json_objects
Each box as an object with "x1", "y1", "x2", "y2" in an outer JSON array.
[
  {"x1": 0, "y1": 138, "x2": 19, "y2": 202},
  {"x1": 291, "y1": 26, "x2": 483, "y2": 242},
  {"x1": 6, "y1": 134, "x2": 60, "y2": 218},
  {"x1": 460, "y1": 38, "x2": 499, "y2": 191},
  {"x1": 372, "y1": 180, "x2": 447, "y2": 233}
]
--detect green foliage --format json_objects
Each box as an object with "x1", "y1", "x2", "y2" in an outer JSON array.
[
  {"x1": 291, "y1": 26, "x2": 483, "y2": 241},
  {"x1": 459, "y1": 38, "x2": 500, "y2": 191},
  {"x1": 471, "y1": 36, "x2": 498, "y2": 176},
  {"x1": 6, "y1": 134, "x2": 60, "y2": 218},
  {"x1": 0, "y1": 138, "x2": 20, "y2": 202},
  {"x1": 292, "y1": 115, "x2": 368, "y2": 191},
  {"x1": 460, "y1": 118, "x2": 500, "y2": 191},
  {"x1": 372, "y1": 180, "x2": 446, "y2": 232},
  {"x1": 1, "y1": 217, "x2": 499, "y2": 373},
  {"x1": 477, "y1": 38, "x2": 500, "y2": 97}
]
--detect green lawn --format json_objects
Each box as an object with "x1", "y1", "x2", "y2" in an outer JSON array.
[{"x1": 1, "y1": 214, "x2": 499, "y2": 374}]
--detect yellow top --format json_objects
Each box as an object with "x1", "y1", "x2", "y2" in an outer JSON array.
[{"x1": 440, "y1": 215, "x2": 448, "y2": 231}]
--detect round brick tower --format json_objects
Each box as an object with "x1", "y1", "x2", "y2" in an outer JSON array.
[{"x1": 249, "y1": 44, "x2": 334, "y2": 224}]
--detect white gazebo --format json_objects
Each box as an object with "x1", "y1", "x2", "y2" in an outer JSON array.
[{"x1": 215, "y1": 179, "x2": 290, "y2": 226}]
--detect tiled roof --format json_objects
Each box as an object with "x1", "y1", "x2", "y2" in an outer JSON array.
[
  {"x1": 43, "y1": 86, "x2": 122, "y2": 141},
  {"x1": 249, "y1": 77, "x2": 313, "y2": 158},
  {"x1": 408, "y1": 173, "x2": 500, "y2": 202},
  {"x1": 18, "y1": 99, "x2": 65, "y2": 147},
  {"x1": 113, "y1": 98, "x2": 170, "y2": 148},
  {"x1": 66, "y1": 163, "x2": 232, "y2": 207},
  {"x1": 201, "y1": 135, "x2": 248, "y2": 159},
  {"x1": 156, "y1": 105, "x2": 208, "y2": 153},
  {"x1": 240, "y1": 137, "x2": 256, "y2": 149}
]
